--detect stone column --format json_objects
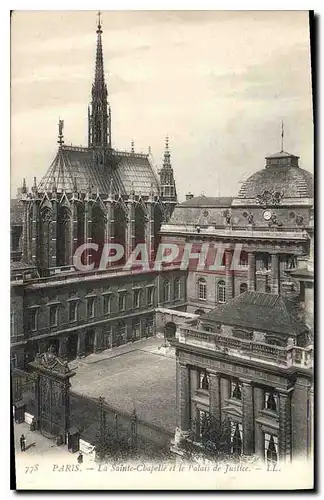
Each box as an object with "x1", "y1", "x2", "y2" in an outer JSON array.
[
  {"x1": 209, "y1": 371, "x2": 221, "y2": 428},
  {"x1": 271, "y1": 253, "x2": 280, "y2": 295},
  {"x1": 242, "y1": 381, "x2": 254, "y2": 455},
  {"x1": 247, "y1": 252, "x2": 256, "y2": 292},
  {"x1": 253, "y1": 386, "x2": 264, "y2": 457},
  {"x1": 58, "y1": 336, "x2": 68, "y2": 360},
  {"x1": 225, "y1": 249, "x2": 234, "y2": 301},
  {"x1": 177, "y1": 360, "x2": 190, "y2": 434},
  {"x1": 50, "y1": 200, "x2": 57, "y2": 268},
  {"x1": 278, "y1": 391, "x2": 290, "y2": 462},
  {"x1": 70, "y1": 201, "x2": 78, "y2": 265},
  {"x1": 77, "y1": 330, "x2": 86, "y2": 358},
  {"x1": 126, "y1": 201, "x2": 135, "y2": 261},
  {"x1": 31, "y1": 201, "x2": 39, "y2": 266}
]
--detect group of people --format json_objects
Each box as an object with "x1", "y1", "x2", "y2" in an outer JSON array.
[{"x1": 19, "y1": 434, "x2": 84, "y2": 465}]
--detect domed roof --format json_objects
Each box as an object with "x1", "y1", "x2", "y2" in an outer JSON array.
[{"x1": 237, "y1": 151, "x2": 313, "y2": 200}]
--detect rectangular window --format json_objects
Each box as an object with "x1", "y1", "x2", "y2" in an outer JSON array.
[
  {"x1": 147, "y1": 287, "x2": 154, "y2": 306},
  {"x1": 87, "y1": 297, "x2": 95, "y2": 318},
  {"x1": 118, "y1": 293, "x2": 126, "y2": 312},
  {"x1": 231, "y1": 380, "x2": 242, "y2": 400},
  {"x1": 264, "y1": 391, "x2": 278, "y2": 413},
  {"x1": 199, "y1": 371, "x2": 210, "y2": 390},
  {"x1": 103, "y1": 294, "x2": 111, "y2": 315},
  {"x1": 28, "y1": 309, "x2": 37, "y2": 332},
  {"x1": 133, "y1": 289, "x2": 141, "y2": 309},
  {"x1": 264, "y1": 433, "x2": 279, "y2": 465},
  {"x1": 69, "y1": 301, "x2": 78, "y2": 322},
  {"x1": 49, "y1": 305, "x2": 58, "y2": 327},
  {"x1": 174, "y1": 279, "x2": 181, "y2": 300},
  {"x1": 230, "y1": 422, "x2": 243, "y2": 455}
]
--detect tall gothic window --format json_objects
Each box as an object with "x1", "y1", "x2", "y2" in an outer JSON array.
[
  {"x1": 163, "y1": 280, "x2": 170, "y2": 303},
  {"x1": 217, "y1": 280, "x2": 226, "y2": 303},
  {"x1": 231, "y1": 381, "x2": 242, "y2": 400},
  {"x1": 264, "y1": 433, "x2": 279, "y2": 466},
  {"x1": 198, "y1": 278, "x2": 207, "y2": 300},
  {"x1": 230, "y1": 422, "x2": 243, "y2": 455}
]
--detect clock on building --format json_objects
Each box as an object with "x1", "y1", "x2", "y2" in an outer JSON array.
[{"x1": 263, "y1": 210, "x2": 272, "y2": 221}]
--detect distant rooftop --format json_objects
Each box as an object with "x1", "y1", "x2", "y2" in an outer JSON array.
[{"x1": 201, "y1": 291, "x2": 307, "y2": 337}]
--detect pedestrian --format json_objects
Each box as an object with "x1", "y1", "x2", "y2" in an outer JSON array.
[
  {"x1": 20, "y1": 434, "x2": 26, "y2": 452},
  {"x1": 77, "y1": 451, "x2": 83, "y2": 464}
]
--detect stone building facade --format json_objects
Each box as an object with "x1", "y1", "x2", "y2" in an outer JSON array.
[
  {"x1": 160, "y1": 150, "x2": 314, "y2": 315},
  {"x1": 172, "y1": 291, "x2": 313, "y2": 464}
]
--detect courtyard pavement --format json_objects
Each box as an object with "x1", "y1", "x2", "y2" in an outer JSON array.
[{"x1": 70, "y1": 337, "x2": 177, "y2": 433}]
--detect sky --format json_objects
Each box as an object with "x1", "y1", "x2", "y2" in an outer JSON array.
[{"x1": 11, "y1": 10, "x2": 314, "y2": 201}]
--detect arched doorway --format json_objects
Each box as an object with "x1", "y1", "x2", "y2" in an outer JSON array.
[
  {"x1": 239, "y1": 283, "x2": 248, "y2": 294},
  {"x1": 67, "y1": 334, "x2": 78, "y2": 361},
  {"x1": 195, "y1": 309, "x2": 205, "y2": 316},
  {"x1": 25, "y1": 341, "x2": 39, "y2": 363},
  {"x1": 116, "y1": 321, "x2": 126, "y2": 346},
  {"x1": 164, "y1": 321, "x2": 176, "y2": 340},
  {"x1": 85, "y1": 330, "x2": 95, "y2": 355}
]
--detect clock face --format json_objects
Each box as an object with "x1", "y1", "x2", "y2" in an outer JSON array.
[{"x1": 263, "y1": 210, "x2": 272, "y2": 221}]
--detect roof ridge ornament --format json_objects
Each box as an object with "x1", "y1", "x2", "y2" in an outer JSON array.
[{"x1": 58, "y1": 119, "x2": 64, "y2": 147}]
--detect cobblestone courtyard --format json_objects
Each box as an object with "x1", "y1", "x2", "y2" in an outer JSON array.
[{"x1": 70, "y1": 337, "x2": 176, "y2": 433}]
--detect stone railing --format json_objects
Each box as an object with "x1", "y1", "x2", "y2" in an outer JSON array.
[{"x1": 178, "y1": 327, "x2": 313, "y2": 370}]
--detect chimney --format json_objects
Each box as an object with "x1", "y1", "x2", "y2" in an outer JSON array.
[{"x1": 186, "y1": 192, "x2": 194, "y2": 200}]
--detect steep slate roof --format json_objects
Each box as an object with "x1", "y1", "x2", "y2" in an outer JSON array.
[
  {"x1": 168, "y1": 196, "x2": 233, "y2": 226},
  {"x1": 11, "y1": 199, "x2": 24, "y2": 225},
  {"x1": 38, "y1": 146, "x2": 160, "y2": 197},
  {"x1": 201, "y1": 291, "x2": 307, "y2": 337}
]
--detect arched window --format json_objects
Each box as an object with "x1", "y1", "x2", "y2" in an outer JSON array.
[
  {"x1": 239, "y1": 251, "x2": 248, "y2": 267},
  {"x1": 198, "y1": 278, "x2": 207, "y2": 300},
  {"x1": 239, "y1": 283, "x2": 248, "y2": 294},
  {"x1": 217, "y1": 280, "x2": 226, "y2": 303},
  {"x1": 163, "y1": 280, "x2": 170, "y2": 303}
]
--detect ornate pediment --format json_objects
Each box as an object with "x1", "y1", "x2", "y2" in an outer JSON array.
[
  {"x1": 32, "y1": 346, "x2": 71, "y2": 375},
  {"x1": 256, "y1": 189, "x2": 284, "y2": 208}
]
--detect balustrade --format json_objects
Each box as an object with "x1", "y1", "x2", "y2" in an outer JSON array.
[{"x1": 178, "y1": 327, "x2": 313, "y2": 369}]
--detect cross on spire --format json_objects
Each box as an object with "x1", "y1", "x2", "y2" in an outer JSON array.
[{"x1": 97, "y1": 10, "x2": 102, "y2": 33}]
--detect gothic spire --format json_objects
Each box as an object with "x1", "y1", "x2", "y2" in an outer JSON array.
[
  {"x1": 88, "y1": 11, "x2": 111, "y2": 149},
  {"x1": 163, "y1": 135, "x2": 171, "y2": 169}
]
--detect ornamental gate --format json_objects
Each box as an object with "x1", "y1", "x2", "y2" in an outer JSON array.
[{"x1": 28, "y1": 346, "x2": 75, "y2": 441}]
